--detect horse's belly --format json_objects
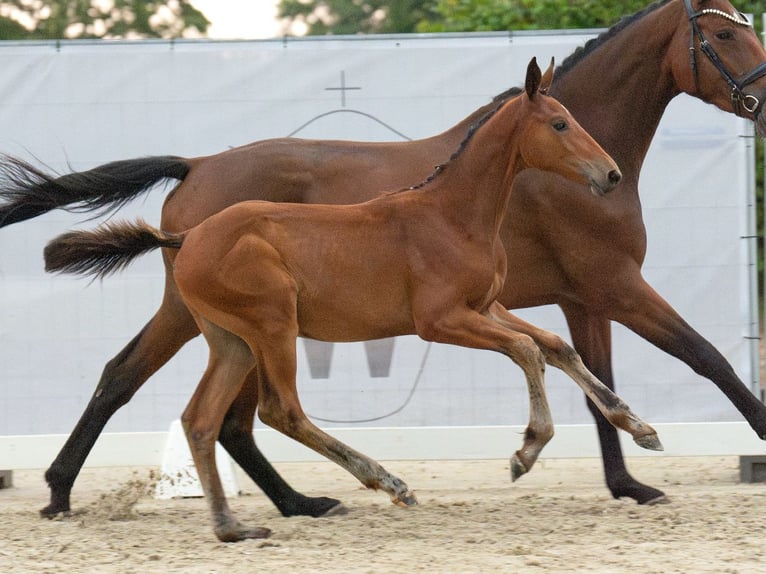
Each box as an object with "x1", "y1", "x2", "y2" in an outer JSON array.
[{"x1": 296, "y1": 289, "x2": 415, "y2": 343}]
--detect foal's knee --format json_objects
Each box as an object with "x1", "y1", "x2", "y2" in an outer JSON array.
[{"x1": 510, "y1": 334, "x2": 546, "y2": 373}]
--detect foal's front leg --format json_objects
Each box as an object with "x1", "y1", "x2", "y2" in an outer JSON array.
[
  {"x1": 415, "y1": 306, "x2": 555, "y2": 480},
  {"x1": 488, "y1": 302, "x2": 662, "y2": 452}
]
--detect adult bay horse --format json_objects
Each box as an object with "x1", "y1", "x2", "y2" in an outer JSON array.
[
  {"x1": 0, "y1": 0, "x2": 765, "y2": 516},
  {"x1": 44, "y1": 59, "x2": 654, "y2": 542}
]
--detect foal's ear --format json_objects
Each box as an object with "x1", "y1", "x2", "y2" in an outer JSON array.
[
  {"x1": 525, "y1": 57, "x2": 542, "y2": 99},
  {"x1": 540, "y1": 57, "x2": 555, "y2": 94}
]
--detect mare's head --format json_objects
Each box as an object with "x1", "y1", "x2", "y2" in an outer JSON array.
[
  {"x1": 670, "y1": 0, "x2": 766, "y2": 136},
  {"x1": 518, "y1": 58, "x2": 621, "y2": 196}
]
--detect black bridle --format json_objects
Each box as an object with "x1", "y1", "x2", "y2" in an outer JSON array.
[{"x1": 684, "y1": 0, "x2": 766, "y2": 116}]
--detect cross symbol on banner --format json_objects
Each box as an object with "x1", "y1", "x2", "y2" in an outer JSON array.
[{"x1": 325, "y1": 70, "x2": 361, "y2": 107}]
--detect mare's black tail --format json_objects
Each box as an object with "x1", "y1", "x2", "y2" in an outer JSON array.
[{"x1": 0, "y1": 155, "x2": 190, "y2": 227}]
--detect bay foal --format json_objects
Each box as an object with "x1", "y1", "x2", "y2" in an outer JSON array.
[{"x1": 45, "y1": 60, "x2": 659, "y2": 542}]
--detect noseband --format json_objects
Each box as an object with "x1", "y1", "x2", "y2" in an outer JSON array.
[{"x1": 684, "y1": 0, "x2": 766, "y2": 116}]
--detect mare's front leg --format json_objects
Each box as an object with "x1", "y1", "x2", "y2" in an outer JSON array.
[
  {"x1": 561, "y1": 303, "x2": 667, "y2": 504},
  {"x1": 220, "y1": 368, "x2": 347, "y2": 517},
  {"x1": 608, "y1": 279, "x2": 766, "y2": 438}
]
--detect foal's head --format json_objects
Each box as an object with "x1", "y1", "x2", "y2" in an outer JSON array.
[{"x1": 517, "y1": 58, "x2": 622, "y2": 196}]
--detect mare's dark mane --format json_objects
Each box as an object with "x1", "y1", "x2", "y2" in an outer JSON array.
[
  {"x1": 556, "y1": 0, "x2": 673, "y2": 77},
  {"x1": 489, "y1": 0, "x2": 675, "y2": 103}
]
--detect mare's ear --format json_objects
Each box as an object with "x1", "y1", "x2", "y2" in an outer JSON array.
[
  {"x1": 540, "y1": 57, "x2": 555, "y2": 93},
  {"x1": 525, "y1": 57, "x2": 542, "y2": 99}
]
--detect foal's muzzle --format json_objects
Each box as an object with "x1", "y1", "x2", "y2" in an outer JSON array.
[{"x1": 590, "y1": 169, "x2": 622, "y2": 196}]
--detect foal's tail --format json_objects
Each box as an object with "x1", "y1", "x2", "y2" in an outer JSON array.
[
  {"x1": 0, "y1": 155, "x2": 190, "y2": 227},
  {"x1": 44, "y1": 219, "x2": 184, "y2": 280}
]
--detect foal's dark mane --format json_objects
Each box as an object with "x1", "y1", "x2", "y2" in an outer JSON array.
[{"x1": 404, "y1": 96, "x2": 513, "y2": 192}]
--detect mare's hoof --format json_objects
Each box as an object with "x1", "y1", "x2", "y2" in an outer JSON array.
[
  {"x1": 283, "y1": 495, "x2": 345, "y2": 518},
  {"x1": 641, "y1": 494, "x2": 671, "y2": 506},
  {"x1": 321, "y1": 502, "x2": 349, "y2": 517},
  {"x1": 40, "y1": 507, "x2": 64, "y2": 519},
  {"x1": 633, "y1": 432, "x2": 663, "y2": 452},
  {"x1": 40, "y1": 507, "x2": 84, "y2": 520},
  {"x1": 392, "y1": 491, "x2": 418, "y2": 507},
  {"x1": 510, "y1": 454, "x2": 528, "y2": 482}
]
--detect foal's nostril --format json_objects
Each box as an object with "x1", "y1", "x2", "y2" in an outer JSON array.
[{"x1": 608, "y1": 169, "x2": 622, "y2": 186}]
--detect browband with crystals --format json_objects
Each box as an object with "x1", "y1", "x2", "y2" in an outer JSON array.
[{"x1": 694, "y1": 8, "x2": 752, "y2": 26}]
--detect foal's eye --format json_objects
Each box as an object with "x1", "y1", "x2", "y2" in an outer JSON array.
[
  {"x1": 715, "y1": 30, "x2": 734, "y2": 41},
  {"x1": 552, "y1": 120, "x2": 568, "y2": 132}
]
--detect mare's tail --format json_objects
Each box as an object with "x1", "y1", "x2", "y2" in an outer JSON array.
[
  {"x1": 44, "y1": 219, "x2": 184, "y2": 280},
  {"x1": 0, "y1": 155, "x2": 190, "y2": 227}
]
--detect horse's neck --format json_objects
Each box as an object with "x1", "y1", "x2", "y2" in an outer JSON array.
[
  {"x1": 551, "y1": 2, "x2": 681, "y2": 178},
  {"x1": 426, "y1": 100, "x2": 522, "y2": 235}
]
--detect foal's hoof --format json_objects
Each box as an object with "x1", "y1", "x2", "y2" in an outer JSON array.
[
  {"x1": 392, "y1": 491, "x2": 418, "y2": 507},
  {"x1": 633, "y1": 432, "x2": 663, "y2": 452},
  {"x1": 215, "y1": 523, "x2": 272, "y2": 543},
  {"x1": 510, "y1": 453, "x2": 528, "y2": 482}
]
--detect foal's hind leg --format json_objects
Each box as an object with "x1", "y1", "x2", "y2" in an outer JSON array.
[
  {"x1": 251, "y1": 337, "x2": 416, "y2": 507},
  {"x1": 219, "y1": 369, "x2": 347, "y2": 517},
  {"x1": 488, "y1": 302, "x2": 662, "y2": 452},
  {"x1": 182, "y1": 321, "x2": 271, "y2": 543}
]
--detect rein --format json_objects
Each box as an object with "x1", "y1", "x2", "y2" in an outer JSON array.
[{"x1": 684, "y1": 0, "x2": 766, "y2": 116}]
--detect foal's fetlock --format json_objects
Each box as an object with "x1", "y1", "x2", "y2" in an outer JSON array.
[
  {"x1": 369, "y1": 472, "x2": 417, "y2": 507},
  {"x1": 390, "y1": 480, "x2": 418, "y2": 507},
  {"x1": 385, "y1": 475, "x2": 417, "y2": 507}
]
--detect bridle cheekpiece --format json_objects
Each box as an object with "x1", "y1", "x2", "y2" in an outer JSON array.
[{"x1": 684, "y1": 0, "x2": 766, "y2": 116}]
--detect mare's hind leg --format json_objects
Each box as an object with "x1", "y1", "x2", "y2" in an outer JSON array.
[
  {"x1": 219, "y1": 369, "x2": 347, "y2": 517},
  {"x1": 41, "y1": 286, "x2": 200, "y2": 517},
  {"x1": 562, "y1": 303, "x2": 667, "y2": 504},
  {"x1": 488, "y1": 302, "x2": 662, "y2": 452},
  {"x1": 183, "y1": 320, "x2": 271, "y2": 543}
]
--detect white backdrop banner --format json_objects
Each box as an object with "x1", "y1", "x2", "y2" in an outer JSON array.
[{"x1": 0, "y1": 32, "x2": 757, "y2": 436}]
